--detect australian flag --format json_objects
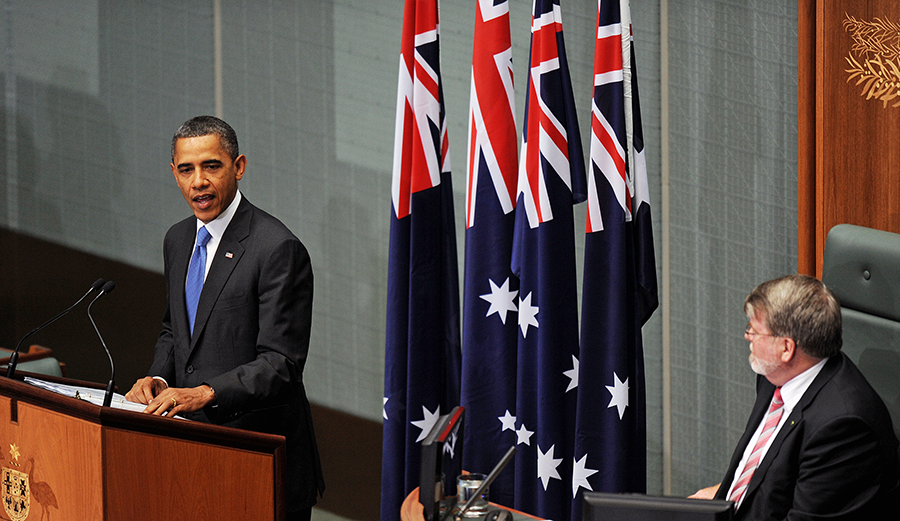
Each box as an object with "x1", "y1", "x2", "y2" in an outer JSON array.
[
  {"x1": 382, "y1": 0, "x2": 461, "y2": 519},
  {"x1": 461, "y1": 0, "x2": 519, "y2": 509},
  {"x1": 511, "y1": 1, "x2": 586, "y2": 520},
  {"x1": 571, "y1": 0, "x2": 659, "y2": 519}
]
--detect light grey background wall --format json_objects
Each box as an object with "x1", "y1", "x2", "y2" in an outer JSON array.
[
  {"x1": 0, "y1": 0, "x2": 795, "y2": 497},
  {"x1": 666, "y1": 0, "x2": 798, "y2": 494}
]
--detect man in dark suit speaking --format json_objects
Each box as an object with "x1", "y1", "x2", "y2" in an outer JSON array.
[
  {"x1": 691, "y1": 274, "x2": 899, "y2": 519},
  {"x1": 126, "y1": 116, "x2": 324, "y2": 519}
]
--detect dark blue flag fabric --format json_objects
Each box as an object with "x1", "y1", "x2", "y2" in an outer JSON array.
[
  {"x1": 511, "y1": 1, "x2": 586, "y2": 520},
  {"x1": 627, "y1": 23, "x2": 660, "y2": 326},
  {"x1": 571, "y1": 0, "x2": 658, "y2": 518},
  {"x1": 460, "y1": 0, "x2": 520, "y2": 509},
  {"x1": 382, "y1": 0, "x2": 461, "y2": 519}
]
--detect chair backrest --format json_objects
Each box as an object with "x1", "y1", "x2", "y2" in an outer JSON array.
[
  {"x1": 822, "y1": 224, "x2": 900, "y2": 439},
  {"x1": 14, "y1": 357, "x2": 64, "y2": 378}
]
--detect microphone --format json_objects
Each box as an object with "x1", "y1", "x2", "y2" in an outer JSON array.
[
  {"x1": 6, "y1": 278, "x2": 105, "y2": 379},
  {"x1": 87, "y1": 281, "x2": 116, "y2": 407}
]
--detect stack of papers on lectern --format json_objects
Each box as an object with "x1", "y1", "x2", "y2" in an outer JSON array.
[{"x1": 23, "y1": 377, "x2": 146, "y2": 413}]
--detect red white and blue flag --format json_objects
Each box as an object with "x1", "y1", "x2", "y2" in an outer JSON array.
[
  {"x1": 461, "y1": 0, "x2": 519, "y2": 509},
  {"x1": 571, "y1": 0, "x2": 658, "y2": 518},
  {"x1": 382, "y1": 0, "x2": 461, "y2": 519},
  {"x1": 511, "y1": 1, "x2": 586, "y2": 520}
]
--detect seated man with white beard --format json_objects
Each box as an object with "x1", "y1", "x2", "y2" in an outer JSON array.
[{"x1": 690, "y1": 274, "x2": 899, "y2": 519}]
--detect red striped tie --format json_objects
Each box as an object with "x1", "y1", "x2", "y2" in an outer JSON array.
[{"x1": 728, "y1": 387, "x2": 784, "y2": 507}]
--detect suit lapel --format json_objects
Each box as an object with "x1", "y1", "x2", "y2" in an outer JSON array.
[
  {"x1": 189, "y1": 198, "x2": 252, "y2": 350},
  {"x1": 741, "y1": 355, "x2": 842, "y2": 502}
]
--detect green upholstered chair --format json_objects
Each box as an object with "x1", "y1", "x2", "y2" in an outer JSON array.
[
  {"x1": 0, "y1": 345, "x2": 64, "y2": 378},
  {"x1": 822, "y1": 224, "x2": 900, "y2": 439},
  {"x1": 14, "y1": 356, "x2": 64, "y2": 378}
]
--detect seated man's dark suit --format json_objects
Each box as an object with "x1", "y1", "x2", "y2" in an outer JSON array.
[
  {"x1": 715, "y1": 352, "x2": 899, "y2": 520},
  {"x1": 149, "y1": 195, "x2": 325, "y2": 514}
]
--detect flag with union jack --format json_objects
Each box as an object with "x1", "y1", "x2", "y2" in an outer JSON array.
[
  {"x1": 510, "y1": 1, "x2": 586, "y2": 519},
  {"x1": 460, "y1": 0, "x2": 519, "y2": 509},
  {"x1": 571, "y1": 1, "x2": 658, "y2": 518},
  {"x1": 382, "y1": 0, "x2": 461, "y2": 519}
]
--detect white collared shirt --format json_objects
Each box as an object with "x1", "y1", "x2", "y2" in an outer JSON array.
[
  {"x1": 726, "y1": 357, "x2": 828, "y2": 509},
  {"x1": 189, "y1": 190, "x2": 242, "y2": 282}
]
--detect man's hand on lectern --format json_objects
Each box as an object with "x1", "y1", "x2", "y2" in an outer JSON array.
[
  {"x1": 125, "y1": 376, "x2": 167, "y2": 404},
  {"x1": 688, "y1": 484, "x2": 721, "y2": 500}
]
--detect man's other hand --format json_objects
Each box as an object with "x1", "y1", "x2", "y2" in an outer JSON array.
[
  {"x1": 688, "y1": 484, "x2": 721, "y2": 500},
  {"x1": 142, "y1": 385, "x2": 216, "y2": 417},
  {"x1": 125, "y1": 376, "x2": 167, "y2": 404}
]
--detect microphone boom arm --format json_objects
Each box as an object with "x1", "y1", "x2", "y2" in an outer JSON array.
[
  {"x1": 6, "y1": 279, "x2": 105, "y2": 379},
  {"x1": 87, "y1": 281, "x2": 116, "y2": 408}
]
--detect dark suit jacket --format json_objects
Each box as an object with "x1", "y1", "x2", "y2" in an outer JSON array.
[
  {"x1": 716, "y1": 352, "x2": 899, "y2": 520},
  {"x1": 149, "y1": 196, "x2": 325, "y2": 514}
]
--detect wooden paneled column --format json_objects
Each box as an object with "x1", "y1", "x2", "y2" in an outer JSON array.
[{"x1": 798, "y1": 0, "x2": 900, "y2": 277}]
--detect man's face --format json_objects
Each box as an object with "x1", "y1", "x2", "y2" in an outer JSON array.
[
  {"x1": 171, "y1": 134, "x2": 246, "y2": 223},
  {"x1": 745, "y1": 315, "x2": 784, "y2": 377}
]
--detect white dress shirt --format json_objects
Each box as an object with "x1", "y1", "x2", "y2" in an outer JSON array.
[
  {"x1": 189, "y1": 190, "x2": 242, "y2": 282},
  {"x1": 726, "y1": 357, "x2": 828, "y2": 509}
]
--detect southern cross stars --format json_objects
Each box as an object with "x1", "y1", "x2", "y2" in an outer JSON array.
[
  {"x1": 563, "y1": 355, "x2": 579, "y2": 392},
  {"x1": 536, "y1": 444, "x2": 563, "y2": 491},
  {"x1": 606, "y1": 372, "x2": 629, "y2": 420},
  {"x1": 479, "y1": 277, "x2": 540, "y2": 339},
  {"x1": 497, "y1": 410, "x2": 534, "y2": 446},
  {"x1": 516, "y1": 424, "x2": 534, "y2": 446},
  {"x1": 572, "y1": 454, "x2": 599, "y2": 497},
  {"x1": 498, "y1": 410, "x2": 516, "y2": 431},
  {"x1": 518, "y1": 292, "x2": 539, "y2": 337},
  {"x1": 480, "y1": 278, "x2": 518, "y2": 324},
  {"x1": 411, "y1": 405, "x2": 441, "y2": 442}
]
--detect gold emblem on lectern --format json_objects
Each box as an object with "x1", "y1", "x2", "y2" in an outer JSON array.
[
  {"x1": 2, "y1": 444, "x2": 30, "y2": 521},
  {"x1": 1, "y1": 467, "x2": 30, "y2": 520},
  {"x1": 844, "y1": 14, "x2": 900, "y2": 107}
]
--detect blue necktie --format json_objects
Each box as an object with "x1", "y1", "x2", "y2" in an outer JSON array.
[{"x1": 186, "y1": 226, "x2": 211, "y2": 334}]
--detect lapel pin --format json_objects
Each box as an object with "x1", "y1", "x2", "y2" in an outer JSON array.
[{"x1": 225, "y1": 252, "x2": 234, "y2": 259}]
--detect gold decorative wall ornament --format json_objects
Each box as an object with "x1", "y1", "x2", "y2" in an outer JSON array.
[{"x1": 844, "y1": 14, "x2": 900, "y2": 107}]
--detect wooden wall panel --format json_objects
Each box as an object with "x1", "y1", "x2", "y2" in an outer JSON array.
[
  {"x1": 798, "y1": 0, "x2": 818, "y2": 275},
  {"x1": 799, "y1": 0, "x2": 900, "y2": 276}
]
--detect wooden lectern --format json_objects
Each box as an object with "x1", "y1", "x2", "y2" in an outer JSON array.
[{"x1": 0, "y1": 372, "x2": 286, "y2": 520}]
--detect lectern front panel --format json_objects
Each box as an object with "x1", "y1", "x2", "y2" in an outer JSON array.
[
  {"x1": 0, "y1": 396, "x2": 105, "y2": 520},
  {"x1": 104, "y1": 427, "x2": 276, "y2": 520}
]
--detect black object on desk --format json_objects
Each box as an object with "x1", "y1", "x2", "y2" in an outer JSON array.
[
  {"x1": 420, "y1": 406, "x2": 466, "y2": 521},
  {"x1": 582, "y1": 492, "x2": 733, "y2": 520}
]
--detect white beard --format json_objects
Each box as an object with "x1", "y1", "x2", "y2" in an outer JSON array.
[{"x1": 750, "y1": 352, "x2": 780, "y2": 376}]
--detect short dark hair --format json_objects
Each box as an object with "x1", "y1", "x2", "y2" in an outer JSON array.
[
  {"x1": 171, "y1": 116, "x2": 239, "y2": 161},
  {"x1": 744, "y1": 274, "x2": 842, "y2": 359}
]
